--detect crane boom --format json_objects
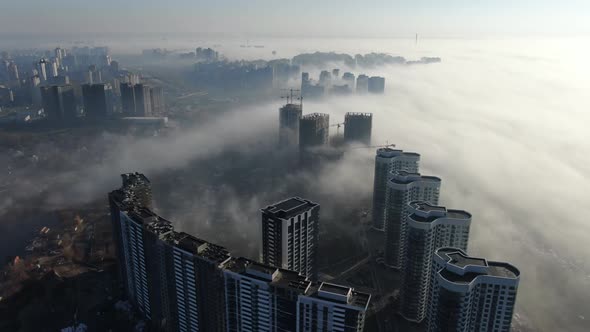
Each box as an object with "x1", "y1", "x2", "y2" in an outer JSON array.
[{"x1": 349, "y1": 143, "x2": 396, "y2": 149}]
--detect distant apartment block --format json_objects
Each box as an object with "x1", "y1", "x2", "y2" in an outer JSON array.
[
  {"x1": 120, "y1": 83, "x2": 153, "y2": 116},
  {"x1": 355, "y1": 74, "x2": 369, "y2": 94},
  {"x1": 342, "y1": 72, "x2": 355, "y2": 90},
  {"x1": 82, "y1": 83, "x2": 114, "y2": 118},
  {"x1": 150, "y1": 86, "x2": 165, "y2": 115},
  {"x1": 40, "y1": 85, "x2": 77, "y2": 121},
  {"x1": 368, "y1": 76, "x2": 385, "y2": 94}
]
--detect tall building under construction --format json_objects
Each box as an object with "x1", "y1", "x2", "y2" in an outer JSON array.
[
  {"x1": 278, "y1": 103, "x2": 302, "y2": 148},
  {"x1": 344, "y1": 112, "x2": 372, "y2": 145},
  {"x1": 299, "y1": 113, "x2": 329, "y2": 150}
]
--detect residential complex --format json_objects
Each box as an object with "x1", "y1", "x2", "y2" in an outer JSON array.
[{"x1": 108, "y1": 174, "x2": 369, "y2": 332}]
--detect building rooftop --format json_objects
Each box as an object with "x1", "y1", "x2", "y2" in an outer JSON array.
[
  {"x1": 408, "y1": 202, "x2": 471, "y2": 223},
  {"x1": 319, "y1": 282, "x2": 351, "y2": 296},
  {"x1": 345, "y1": 112, "x2": 373, "y2": 118},
  {"x1": 262, "y1": 197, "x2": 318, "y2": 220},
  {"x1": 310, "y1": 282, "x2": 371, "y2": 309},
  {"x1": 301, "y1": 112, "x2": 329, "y2": 120},
  {"x1": 272, "y1": 269, "x2": 311, "y2": 293},
  {"x1": 167, "y1": 232, "x2": 230, "y2": 263},
  {"x1": 121, "y1": 172, "x2": 151, "y2": 185},
  {"x1": 350, "y1": 291, "x2": 372, "y2": 308},
  {"x1": 280, "y1": 103, "x2": 302, "y2": 111},
  {"x1": 448, "y1": 252, "x2": 486, "y2": 268},
  {"x1": 376, "y1": 148, "x2": 420, "y2": 158},
  {"x1": 247, "y1": 261, "x2": 278, "y2": 277},
  {"x1": 222, "y1": 257, "x2": 311, "y2": 293},
  {"x1": 390, "y1": 171, "x2": 441, "y2": 185},
  {"x1": 435, "y1": 248, "x2": 520, "y2": 285},
  {"x1": 410, "y1": 201, "x2": 446, "y2": 213}
]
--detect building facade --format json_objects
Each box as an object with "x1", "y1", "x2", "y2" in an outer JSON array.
[
  {"x1": 398, "y1": 202, "x2": 471, "y2": 322},
  {"x1": 120, "y1": 83, "x2": 136, "y2": 115},
  {"x1": 384, "y1": 171, "x2": 441, "y2": 268},
  {"x1": 343, "y1": 112, "x2": 372, "y2": 145},
  {"x1": 40, "y1": 85, "x2": 77, "y2": 121},
  {"x1": 428, "y1": 248, "x2": 520, "y2": 332},
  {"x1": 297, "y1": 282, "x2": 370, "y2": 332},
  {"x1": 82, "y1": 83, "x2": 113, "y2": 118},
  {"x1": 120, "y1": 83, "x2": 153, "y2": 116},
  {"x1": 279, "y1": 103, "x2": 303, "y2": 148},
  {"x1": 150, "y1": 86, "x2": 165, "y2": 115},
  {"x1": 222, "y1": 258, "x2": 370, "y2": 332},
  {"x1": 368, "y1": 76, "x2": 385, "y2": 94},
  {"x1": 134, "y1": 84, "x2": 152, "y2": 116},
  {"x1": 299, "y1": 113, "x2": 330, "y2": 150},
  {"x1": 371, "y1": 148, "x2": 420, "y2": 231},
  {"x1": 162, "y1": 232, "x2": 229, "y2": 332},
  {"x1": 261, "y1": 197, "x2": 319, "y2": 280},
  {"x1": 355, "y1": 75, "x2": 368, "y2": 94}
]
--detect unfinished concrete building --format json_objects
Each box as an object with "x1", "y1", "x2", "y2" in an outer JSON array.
[
  {"x1": 299, "y1": 113, "x2": 329, "y2": 151},
  {"x1": 278, "y1": 103, "x2": 302, "y2": 148},
  {"x1": 344, "y1": 112, "x2": 372, "y2": 145}
]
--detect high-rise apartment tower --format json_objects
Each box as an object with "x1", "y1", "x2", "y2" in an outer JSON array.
[
  {"x1": 428, "y1": 248, "x2": 520, "y2": 332},
  {"x1": 384, "y1": 171, "x2": 441, "y2": 268},
  {"x1": 398, "y1": 202, "x2": 471, "y2": 322},
  {"x1": 261, "y1": 197, "x2": 319, "y2": 280},
  {"x1": 371, "y1": 148, "x2": 420, "y2": 230}
]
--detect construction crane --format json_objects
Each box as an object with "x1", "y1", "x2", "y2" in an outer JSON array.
[
  {"x1": 349, "y1": 142, "x2": 396, "y2": 150},
  {"x1": 280, "y1": 88, "x2": 302, "y2": 105},
  {"x1": 330, "y1": 122, "x2": 345, "y2": 135}
]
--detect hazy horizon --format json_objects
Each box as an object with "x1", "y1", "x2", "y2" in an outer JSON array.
[{"x1": 1, "y1": 0, "x2": 590, "y2": 39}]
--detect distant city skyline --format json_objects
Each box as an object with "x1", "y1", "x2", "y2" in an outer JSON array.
[{"x1": 1, "y1": 1, "x2": 589, "y2": 38}]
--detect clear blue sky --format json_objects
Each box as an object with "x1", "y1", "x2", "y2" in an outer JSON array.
[{"x1": 1, "y1": 0, "x2": 589, "y2": 37}]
